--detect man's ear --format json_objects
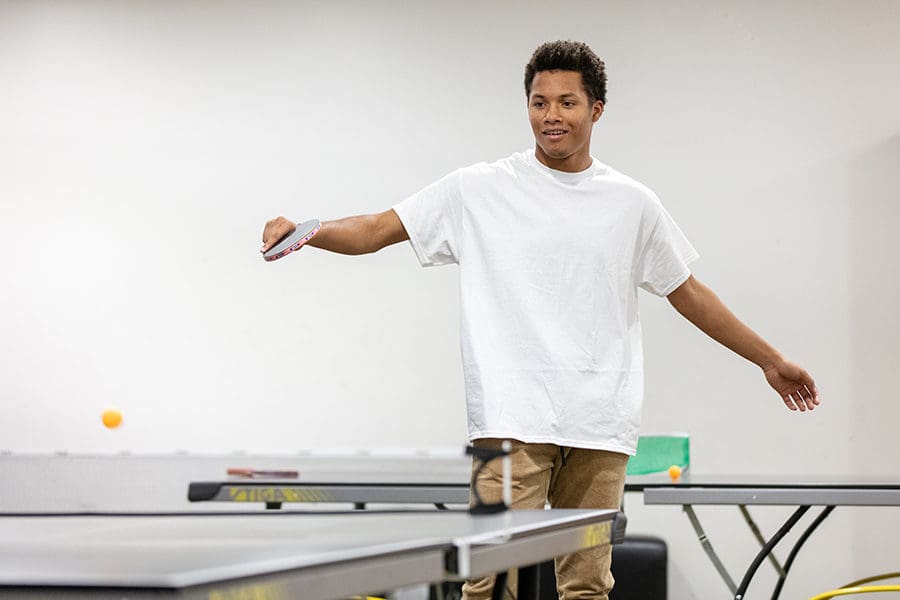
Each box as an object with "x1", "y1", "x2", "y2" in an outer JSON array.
[{"x1": 592, "y1": 101, "x2": 604, "y2": 123}]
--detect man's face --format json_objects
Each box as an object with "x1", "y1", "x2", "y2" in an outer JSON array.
[{"x1": 528, "y1": 70, "x2": 603, "y2": 173}]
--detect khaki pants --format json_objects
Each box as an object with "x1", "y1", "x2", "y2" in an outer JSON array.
[{"x1": 461, "y1": 439, "x2": 629, "y2": 600}]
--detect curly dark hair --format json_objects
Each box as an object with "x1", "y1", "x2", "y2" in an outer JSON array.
[{"x1": 524, "y1": 40, "x2": 607, "y2": 104}]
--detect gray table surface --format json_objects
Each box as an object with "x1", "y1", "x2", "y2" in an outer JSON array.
[
  {"x1": 4, "y1": 452, "x2": 899, "y2": 513},
  {"x1": 0, "y1": 508, "x2": 623, "y2": 599},
  {"x1": 625, "y1": 472, "x2": 900, "y2": 505}
]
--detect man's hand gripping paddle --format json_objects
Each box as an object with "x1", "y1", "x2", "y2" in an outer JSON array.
[{"x1": 262, "y1": 219, "x2": 321, "y2": 262}]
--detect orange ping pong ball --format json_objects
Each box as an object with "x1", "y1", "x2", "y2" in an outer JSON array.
[
  {"x1": 668, "y1": 465, "x2": 682, "y2": 480},
  {"x1": 102, "y1": 409, "x2": 123, "y2": 429}
]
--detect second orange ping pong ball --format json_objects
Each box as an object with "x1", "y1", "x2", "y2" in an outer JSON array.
[{"x1": 102, "y1": 409, "x2": 123, "y2": 429}]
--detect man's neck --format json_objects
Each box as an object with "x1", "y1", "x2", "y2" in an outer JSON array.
[{"x1": 534, "y1": 147, "x2": 592, "y2": 173}]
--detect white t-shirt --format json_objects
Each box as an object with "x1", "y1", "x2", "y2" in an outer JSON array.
[{"x1": 393, "y1": 150, "x2": 698, "y2": 454}]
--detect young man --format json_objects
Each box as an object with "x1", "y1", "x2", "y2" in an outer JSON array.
[{"x1": 261, "y1": 41, "x2": 819, "y2": 600}]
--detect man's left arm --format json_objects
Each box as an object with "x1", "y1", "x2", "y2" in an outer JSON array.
[{"x1": 666, "y1": 275, "x2": 820, "y2": 412}]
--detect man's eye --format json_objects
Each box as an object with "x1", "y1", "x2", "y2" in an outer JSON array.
[
  {"x1": 532, "y1": 102, "x2": 544, "y2": 108},
  {"x1": 563, "y1": 102, "x2": 575, "y2": 107}
]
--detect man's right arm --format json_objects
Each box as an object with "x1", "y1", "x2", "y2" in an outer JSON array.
[{"x1": 260, "y1": 209, "x2": 409, "y2": 256}]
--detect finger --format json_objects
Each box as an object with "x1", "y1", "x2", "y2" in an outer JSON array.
[
  {"x1": 793, "y1": 387, "x2": 812, "y2": 411},
  {"x1": 261, "y1": 220, "x2": 284, "y2": 252},
  {"x1": 783, "y1": 394, "x2": 798, "y2": 411},
  {"x1": 262, "y1": 217, "x2": 285, "y2": 240},
  {"x1": 800, "y1": 385, "x2": 818, "y2": 411},
  {"x1": 262, "y1": 221, "x2": 275, "y2": 249},
  {"x1": 804, "y1": 381, "x2": 821, "y2": 406},
  {"x1": 800, "y1": 370, "x2": 820, "y2": 401},
  {"x1": 804, "y1": 384, "x2": 820, "y2": 407},
  {"x1": 261, "y1": 230, "x2": 277, "y2": 252},
  {"x1": 261, "y1": 217, "x2": 297, "y2": 253}
]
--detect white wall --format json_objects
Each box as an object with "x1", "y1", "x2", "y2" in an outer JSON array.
[{"x1": 1, "y1": 1, "x2": 899, "y2": 598}]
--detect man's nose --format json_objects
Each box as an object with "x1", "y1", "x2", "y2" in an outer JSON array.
[{"x1": 544, "y1": 104, "x2": 562, "y2": 122}]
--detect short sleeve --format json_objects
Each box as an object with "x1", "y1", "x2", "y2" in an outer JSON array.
[
  {"x1": 392, "y1": 170, "x2": 462, "y2": 267},
  {"x1": 635, "y1": 202, "x2": 699, "y2": 296}
]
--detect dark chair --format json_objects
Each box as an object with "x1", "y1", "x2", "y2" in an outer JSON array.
[{"x1": 609, "y1": 534, "x2": 668, "y2": 600}]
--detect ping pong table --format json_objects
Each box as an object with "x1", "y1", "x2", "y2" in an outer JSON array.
[
  {"x1": 5, "y1": 452, "x2": 900, "y2": 600},
  {"x1": 0, "y1": 509, "x2": 624, "y2": 600},
  {"x1": 0, "y1": 451, "x2": 624, "y2": 600},
  {"x1": 627, "y1": 473, "x2": 900, "y2": 600}
]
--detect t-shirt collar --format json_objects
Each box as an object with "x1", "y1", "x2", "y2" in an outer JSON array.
[{"x1": 527, "y1": 149, "x2": 602, "y2": 184}]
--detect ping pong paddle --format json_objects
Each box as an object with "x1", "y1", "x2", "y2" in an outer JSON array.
[
  {"x1": 227, "y1": 468, "x2": 299, "y2": 479},
  {"x1": 262, "y1": 219, "x2": 321, "y2": 262}
]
